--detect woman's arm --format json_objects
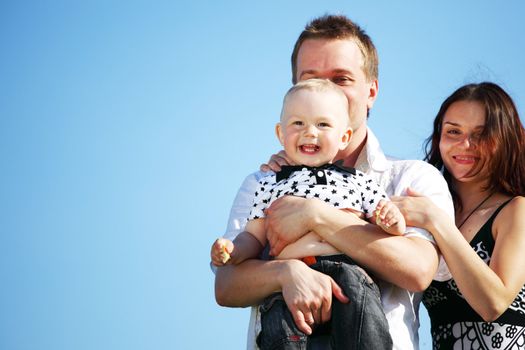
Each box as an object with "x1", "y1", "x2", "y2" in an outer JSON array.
[
  {"x1": 431, "y1": 197, "x2": 525, "y2": 321},
  {"x1": 395, "y1": 193, "x2": 525, "y2": 321}
]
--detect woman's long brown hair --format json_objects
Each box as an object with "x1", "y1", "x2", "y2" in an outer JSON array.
[{"x1": 424, "y1": 82, "x2": 525, "y2": 209}]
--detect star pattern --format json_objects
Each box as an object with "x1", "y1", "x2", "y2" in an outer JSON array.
[{"x1": 248, "y1": 165, "x2": 389, "y2": 221}]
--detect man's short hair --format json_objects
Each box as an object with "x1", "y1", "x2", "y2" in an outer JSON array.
[
  {"x1": 291, "y1": 14, "x2": 379, "y2": 84},
  {"x1": 284, "y1": 78, "x2": 348, "y2": 102}
]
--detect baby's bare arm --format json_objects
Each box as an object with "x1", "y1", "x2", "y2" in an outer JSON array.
[
  {"x1": 275, "y1": 210, "x2": 362, "y2": 260},
  {"x1": 275, "y1": 231, "x2": 339, "y2": 260},
  {"x1": 211, "y1": 219, "x2": 266, "y2": 266}
]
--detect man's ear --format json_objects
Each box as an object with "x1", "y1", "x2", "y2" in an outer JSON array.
[
  {"x1": 340, "y1": 128, "x2": 353, "y2": 150},
  {"x1": 367, "y1": 79, "x2": 379, "y2": 110},
  {"x1": 275, "y1": 123, "x2": 285, "y2": 146}
]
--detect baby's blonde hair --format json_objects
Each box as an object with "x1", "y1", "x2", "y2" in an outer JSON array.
[{"x1": 281, "y1": 78, "x2": 349, "y2": 125}]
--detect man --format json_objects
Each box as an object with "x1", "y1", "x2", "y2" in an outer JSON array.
[{"x1": 214, "y1": 14, "x2": 453, "y2": 350}]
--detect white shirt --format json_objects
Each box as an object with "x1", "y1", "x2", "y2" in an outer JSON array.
[{"x1": 222, "y1": 128, "x2": 454, "y2": 350}]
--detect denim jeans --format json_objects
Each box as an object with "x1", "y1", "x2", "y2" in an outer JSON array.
[{"x1": 256, "y1": 255, "x2": 393, "y2": 350}]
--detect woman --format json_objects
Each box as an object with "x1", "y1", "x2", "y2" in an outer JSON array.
[{"x1": 393, "y1": 82, "x2": 525, "y2": 349}]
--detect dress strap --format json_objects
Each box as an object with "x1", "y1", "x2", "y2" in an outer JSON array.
[
  {"x1": 491, "y1": 197, "x2": 515, "y2": 219},
  {"x1": 469, "y1": 197, "x2": 515, "y2": 247}
]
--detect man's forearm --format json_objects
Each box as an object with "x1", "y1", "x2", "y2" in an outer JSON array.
[
  {"x1": 311, "y1": 202, "x2": 438, "y2": 291},
  {"x1": 215, "y1": 259, "x2": 287, "y2": 307}
]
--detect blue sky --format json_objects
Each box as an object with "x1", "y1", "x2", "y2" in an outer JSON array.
[{"x1": 1, "y1": 1, "x2": 524, "y2": 349}]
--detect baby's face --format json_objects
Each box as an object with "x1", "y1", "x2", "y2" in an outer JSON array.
[{"x1": 277, "y1": 89, "x2": 351, "y2": 167}]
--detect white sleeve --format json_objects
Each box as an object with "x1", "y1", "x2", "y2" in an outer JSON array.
[
  {"x1": 211, "y1": 172, "x2": 265, "y2": 275},
  {"x1": 389, "y1": 160, "x2": 455, "y2": 281},
  {"x1": 410, "y1": 163, "x2": 454, "y2": 281},
  {"x1": 392, "y1": 160, "x2": 455, "y2": 242},
  {"x1": 223, "y1": 172, "x2": 266, "y2": 241},
  {"x1": 212, "y1": 173, "x2": 267, "y2": 349}
]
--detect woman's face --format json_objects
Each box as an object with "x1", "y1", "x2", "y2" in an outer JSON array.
[{"x1": 439, "y1": 100, "x2": 487, "y2": 183}]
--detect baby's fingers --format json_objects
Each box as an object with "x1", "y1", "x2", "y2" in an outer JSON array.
[
  {"x1": 211, "y1": 254, "x2": 225, "y2": 266},
  {"x1": 382, "y1": 209, "x2": 399, "y2": 227},
  {"x1": 375, "y1": 200, "x2": 391, "y2": 222},
  {"x1": 375, "y1": 199, "x2": 387, "y2": 212},
  {"x1": 212, "y1": 238, "x2": 233, "y2": 265}
]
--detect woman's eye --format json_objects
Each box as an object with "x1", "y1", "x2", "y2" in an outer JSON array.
[{"x1": 470, "y1": 132, "x2": 482, "y2": 142}]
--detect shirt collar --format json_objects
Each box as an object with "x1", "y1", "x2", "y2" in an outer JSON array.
[
  {"x1": 355, "y1": 127, "x2": 389, "y2": 173},
  {"x1": 275, "y1": 161, "x2": 356, "y2": 182}
]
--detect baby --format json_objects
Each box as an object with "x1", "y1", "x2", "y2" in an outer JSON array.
[{"x1": 212, "y1": 79, "x2": 402, "y2": 349}]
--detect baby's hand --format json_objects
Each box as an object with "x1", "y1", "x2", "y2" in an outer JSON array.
[
  {"x1": 211, "y1": 238, "x2": 234, "y2": 266},
  {"x1": 374, "y1": 199, "x2": 406, "y2": 236}
]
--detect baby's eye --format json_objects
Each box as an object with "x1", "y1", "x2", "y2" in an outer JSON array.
[
  {"x1": 318, "y1": 122, "x2": 331, "y2": 128},
  {"x1": 292, "y1": 120, "x2": 304, "y2": 126}
]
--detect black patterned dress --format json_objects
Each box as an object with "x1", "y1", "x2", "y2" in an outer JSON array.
[{"x1": 423, "y1": 199, "x2": 525, "y2": 349}]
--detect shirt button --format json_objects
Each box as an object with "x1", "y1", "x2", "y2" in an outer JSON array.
[
  {"x1": 317, "y1": 171, "x2": 324, "y2": 177},
  {"x1": 302, "y1": 167, "x2": 307, "y2": 171}
]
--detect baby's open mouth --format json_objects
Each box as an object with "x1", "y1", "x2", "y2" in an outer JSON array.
[{"x1": 300, "y1": 144, "x2": 320, "y2": 153}]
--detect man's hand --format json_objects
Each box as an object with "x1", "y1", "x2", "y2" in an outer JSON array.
[
  {"x1": 265, "y1": 196, "x2": 319, "y2": 256},
  {"x1": 260, "y1": 150, "x2": 293, "y2": 172},
  {"x1": 279, "y1": 260, "x2": 349, "y2": 334}
]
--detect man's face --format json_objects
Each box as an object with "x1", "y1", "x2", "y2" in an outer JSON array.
[{"x1": 295, "y1": 38, "x2": 378, "y2": 140}]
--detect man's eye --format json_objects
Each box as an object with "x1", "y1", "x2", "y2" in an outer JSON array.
[{"x1": 332, "y1": 76, "x2": 351, "y2": 85}]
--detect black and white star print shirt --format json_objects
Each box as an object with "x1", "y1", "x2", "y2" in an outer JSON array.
[{"x1": 248, "y1": 163, "x2": 388, "y2": 221}]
